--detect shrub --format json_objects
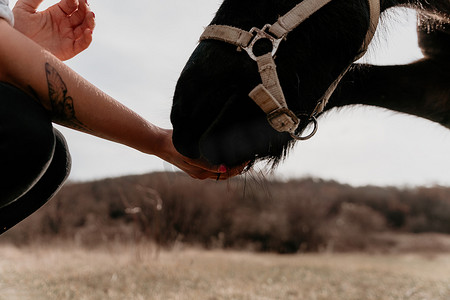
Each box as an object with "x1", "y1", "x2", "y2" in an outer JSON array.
[{"x1": 2, "y1": 172, "x2": 450, "y2": 253}]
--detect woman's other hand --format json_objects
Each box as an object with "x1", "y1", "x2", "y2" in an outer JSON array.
[{"x1": 13, "y1": 0, "x2": 95, "y2": 61}]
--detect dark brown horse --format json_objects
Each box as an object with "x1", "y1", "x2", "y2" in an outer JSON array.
[{"x1": 171, "y1": 0, "x2": 449, "y2": 169}]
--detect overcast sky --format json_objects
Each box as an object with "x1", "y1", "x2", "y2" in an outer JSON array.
[{"x1": 14, "y1": 1, "x2": 450, "y2": 187}]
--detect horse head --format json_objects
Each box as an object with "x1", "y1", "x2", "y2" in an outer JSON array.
[{"x1": 171, "y1": 0, "x2": 379, "y2": 168}]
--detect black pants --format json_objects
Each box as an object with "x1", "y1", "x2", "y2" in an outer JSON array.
[{"x1": 0, "y1": 82, "x2": 71, "y2": 234}]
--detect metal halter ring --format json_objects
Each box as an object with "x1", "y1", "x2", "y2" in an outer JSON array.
[
  {"x1": 242, "y1": 24, "x2": 283, "y2": 61},
  {"x1": 290, "y1": 116, "x2": 318, "y2": 141}
]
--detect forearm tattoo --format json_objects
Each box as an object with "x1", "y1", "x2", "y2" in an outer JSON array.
[{"x1": 45, "y1": 63, "x2": 91, "y2": 133}]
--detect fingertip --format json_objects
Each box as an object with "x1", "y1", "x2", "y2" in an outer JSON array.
[
  {"x1": 59, "y1": 0, "x2": 79, "y2": 15},
  {"x1": 85, "y1": 28, "x2": 93, "y2": 42},
  {"x1": 88, "y1": 11, "x2": 96, "y2": 29}
]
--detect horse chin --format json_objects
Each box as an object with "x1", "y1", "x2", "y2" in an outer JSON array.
[
  {"x1": 198, "y1": 131, "x2": 256, "y2": 167},
  {"x1": 172, "y1": 117, "x2": 267, "y2": 167},
  {"x1": 173, "y1": 120, "x2": 293, "y2": 169},
  {"x1": 197, "y1": 115, "x2": 292, "y2": 167},
  {"x1": 172, "y1": 123, "x2": 256, "y2": 167}
]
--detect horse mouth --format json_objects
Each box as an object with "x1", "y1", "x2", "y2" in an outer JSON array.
[
  {"x1": 172, "y1": 109, "x2": 293, "y2": 169},
  {"x1": 172, "y1": 122, "x2": 260, "y2": 168}
]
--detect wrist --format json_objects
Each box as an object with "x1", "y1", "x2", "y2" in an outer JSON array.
[{"x1": 143, "y1": 126, "x2": 172, "y2": 158}]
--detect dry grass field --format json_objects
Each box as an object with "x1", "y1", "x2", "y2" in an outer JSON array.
[{"x1": 0, "y1": 243, "x2": 449, "y2": 300}]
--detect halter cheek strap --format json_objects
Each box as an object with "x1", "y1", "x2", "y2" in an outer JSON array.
[{"x1": 200, "y1": 0, "x2": 380, "y2": 140}]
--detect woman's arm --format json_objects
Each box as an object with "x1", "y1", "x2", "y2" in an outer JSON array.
[
  {"x1": 0, "y1": 20, "x2": 242, "y2": 179},
  {"x1": 0, "y1": 19, "x2": 159, "y2": 152}
]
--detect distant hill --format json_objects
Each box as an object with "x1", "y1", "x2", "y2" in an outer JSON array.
[{"x1": 2, "y1": 172, "x2": 450, "y2": 253}]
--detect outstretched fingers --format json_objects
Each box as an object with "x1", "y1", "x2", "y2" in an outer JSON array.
[
  {"x1": 182, "y1": 158, "x2": 247, "y2": 180},
  {"x1": 217, "y1": 161, "x2": 249, "y2": 180}
]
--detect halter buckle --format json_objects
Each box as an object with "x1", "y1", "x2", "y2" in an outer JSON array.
[
  {"x1": 267, "y1": 108, "x2": 299, "y2": 133},
  {"x1": 243, "y1": 24, "x2": 283, "y2": 61}
]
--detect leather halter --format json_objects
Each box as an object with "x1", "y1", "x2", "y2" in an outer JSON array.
[{"x1": 200, "y1": 0, "x2": 380, "y2": 140}]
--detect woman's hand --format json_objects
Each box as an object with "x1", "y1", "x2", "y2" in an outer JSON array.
[
  {"x1": 156, "y1": 129, "x2": 246, "y2": 180},
  {"x1": 13, "y1": 0, "x2": 95, "y2": 61}
]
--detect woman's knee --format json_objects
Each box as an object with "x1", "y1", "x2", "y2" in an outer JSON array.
[
  {"x1": 0, "y1": 82, "x2": 56, "y2": 205},
  {"x1": 0, "y1": 128, "x2": 72, "y2": 234}
]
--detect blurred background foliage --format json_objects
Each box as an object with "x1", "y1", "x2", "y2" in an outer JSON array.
[{"x1": 3, "y1": 172, "x2": 450, "y2": 253}]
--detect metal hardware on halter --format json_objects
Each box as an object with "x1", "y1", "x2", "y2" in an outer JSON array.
[
  {"x1": 242, "y1": 24, "x2": 284, "y2": 61},
  {"x1": 267, "y1": 108, "x2": 318, "y2": 141},
  {"x1": 291, "y1": 116, "x2": 318, "y2": 141}
]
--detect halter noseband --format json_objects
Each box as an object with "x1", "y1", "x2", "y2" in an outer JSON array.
[{"x1": 200, "y1": 0, "x2": 380, "y2": 140}]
